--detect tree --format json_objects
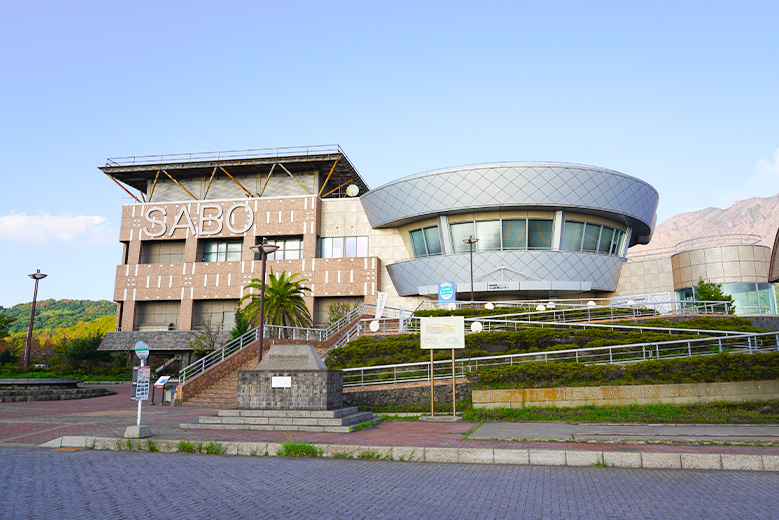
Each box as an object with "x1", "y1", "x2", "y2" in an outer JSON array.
[
  {"x1": 230, "y1": 304, "x2": 250, "y2": 339},
  {"x1": 694, "y1": 278, "x2": 736, "y2": 314},
  {"x1": 189, "y1": 319, "x2": 224, "y2": 354},
  {"x1": 240, "y1": 270, "x2": 312, "y2": 329},
  {"x1": 0, "y1": 313, "x2": 16, "y2": 340},
  {"x1": 65, "y1": 334, "x2": 112, "y2": 369},
  {"x1": 327, "y1": 302, "x2": 354, "y2": 327}
]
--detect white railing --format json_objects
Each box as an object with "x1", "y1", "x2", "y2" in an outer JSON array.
[
  {"x1": 341, "y1": 331, "x2": 779, "y2": 388},
  {"x1": 414, "y1": 299, "x2": 731, "y2": 315},
  {"x1": 106, "y1": 145, "x2": 346, "y2": 167},
  {"x1": 325, "y1": 303, "x2": 742, "y2": 356},
  {"x1": 179, "y1": 302, "x2": 414, "y2": 383}
]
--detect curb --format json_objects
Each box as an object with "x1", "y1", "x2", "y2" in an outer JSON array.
[{"x1": 38, "y1": 436, "x2": 779, "y2": 472}]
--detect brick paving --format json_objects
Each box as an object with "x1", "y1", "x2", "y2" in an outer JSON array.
[
  {"x1": 3, "y1": 384, "x2": 779, "y2": 459},
  {"x1": 2, "y1": 447, "x2": 779, "y2": 519}
]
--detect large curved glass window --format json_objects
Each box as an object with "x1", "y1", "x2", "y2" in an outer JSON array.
[
  {"x1": 448, "y1": 218, "x2": 553, "y2": 253},
  {"x1": 563, "y1": 220, "x2": 625, "y2": 256}
]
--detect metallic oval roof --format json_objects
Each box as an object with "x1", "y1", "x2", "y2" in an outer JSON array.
[{"x1": 361, "y1": 162, "x2": 659, "y2": 243}]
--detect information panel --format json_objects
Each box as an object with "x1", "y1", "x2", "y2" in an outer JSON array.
[
  {"x1": 134, "y1": 366, "x2": 150, "y2": 401},
  {"x1": 420, "y1": 317, "x2": 465, "y2": 349}
]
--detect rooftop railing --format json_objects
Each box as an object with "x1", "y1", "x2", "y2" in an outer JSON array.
[
  {"x1": 627, "y1": 234, "x2": 763, "y2": 262},
  {"x1": 106, "y1": 144, "x2": 346, "y2": 167}
]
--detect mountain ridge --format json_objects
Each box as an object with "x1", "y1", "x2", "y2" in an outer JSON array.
[{"x1": 630, "y1": 194, "x2": 779, "y2": 256}]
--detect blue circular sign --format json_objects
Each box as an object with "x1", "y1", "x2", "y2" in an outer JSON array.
[{"x1": 438, "y1": 282, "x2": 455, "y2": 301}]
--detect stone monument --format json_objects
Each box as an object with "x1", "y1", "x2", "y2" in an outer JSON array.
[
  {"x1": 237, "y1": 344, "x2": 342, "y2": 410},
  {"x1": 182, "y1": 344, "x2": 376, "y2": 433}
]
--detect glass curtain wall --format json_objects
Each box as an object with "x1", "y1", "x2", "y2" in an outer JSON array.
[{"x1": 562, "y1": 220, "x2": 626, "y2": 256}]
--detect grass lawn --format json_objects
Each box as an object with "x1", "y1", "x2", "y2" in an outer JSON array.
[{"x1": 462, "y1": 401, "x2": 779, "y2": 424}]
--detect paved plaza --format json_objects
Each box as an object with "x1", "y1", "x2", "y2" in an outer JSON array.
[
  {"x1": 3, "y1": 447, "x2": 779, "y2": 520},
  {"x1": 3, "y1": 385, "x2": 779, "y2": 471}
]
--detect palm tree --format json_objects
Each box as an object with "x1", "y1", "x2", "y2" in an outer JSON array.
[{"x1": 239, "y1": 270, "x2": 313, "y2": 330}]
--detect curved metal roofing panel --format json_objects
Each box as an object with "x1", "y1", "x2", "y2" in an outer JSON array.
[
  {"x1": 361, "y1": 163, "x2": 658, "y2": 237},
  {"x1": 385, "y1": 250, "x2": 625, "y2": 296}
]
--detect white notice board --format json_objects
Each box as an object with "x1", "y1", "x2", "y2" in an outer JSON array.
[{"x1": 420, "y1": 317, "x2": 465, "y2": 349}]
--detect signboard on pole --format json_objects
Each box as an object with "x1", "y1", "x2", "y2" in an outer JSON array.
[
  {"x1": 420, "y1": 317, "x2": 465, "y2": 349},
  {"x1": 134, "y1": 341, "x2": 150, "y2": 361},
  {"x1": 134, "y1": 366, "x2": 150, "y2": 401}
]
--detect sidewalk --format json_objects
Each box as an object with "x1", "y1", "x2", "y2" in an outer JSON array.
[{"x1": 2, "y1": 384, "x2": 779, "y2": 472}]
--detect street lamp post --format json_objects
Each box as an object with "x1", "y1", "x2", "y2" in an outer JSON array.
[
  {"x1": 23, "y1": 269, "x2": 47, "y2": 370},
  {"x1": 463, "y1": 236, "x2": 479, "y2": 304},
  {"x1": 249, "y1": 238, "x2": 279, "y2": 363}
]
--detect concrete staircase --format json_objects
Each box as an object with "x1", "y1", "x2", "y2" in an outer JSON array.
[
  {"x1": 181, "y1": 407, "x2": 378, "y2": 433},
  {"x1": 180, "y1": 314, "x2": 372, "y2": 408},
  {"x1": 184, "y1": 357, "x2": 258, "y2": 408}
]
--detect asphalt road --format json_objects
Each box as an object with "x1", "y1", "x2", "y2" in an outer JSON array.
[{"x1": 2, "y1": 447, "x2": 778, "y2": 519}]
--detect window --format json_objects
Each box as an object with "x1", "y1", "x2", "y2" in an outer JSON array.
[
  {"x1": 200, "y1": 239, "x2": 243, "y2": 262},
  {"x1": 140, "y1": 240, "x2": 185, "y2": 264},
  {"x1": 262, "y1": 237, "x2": 303, "y2": 260},
  {"x1": 409, "y1": 226, "x2": 442, "y2": 258},
  {"x1": 501, "y1": 220, "x2": 527, "y2": 250},
  {"x1": 562, "y1": 220, "x2": 625, "y2": 256},
  {"x1": 582, "y1": 223, "x2": 601, "y2": 252},
  {"x1": 135, "y1": 301, "x2": 180, "y2": 331},
  {"x1": 319, "y1": 236, "x2": 369, "y2": 258},
  {"x1": 476, "y1": 221, "x2": 501, "y2": 251},
  {"x1": 527, "y1": 220, "x2": 553, "y2": 249},
  {"x1": 193, "y1": 300, "x2": 238, "y2": 330},
  {"x1": 449, "y1": 222, "x2": 475, "y2": 253},
  {"x1": 562, "y1": 221, "x2": 584, "y2": 251},
  {"x1": 451, "y1": 218, "x2": 553, "y2": 252}
]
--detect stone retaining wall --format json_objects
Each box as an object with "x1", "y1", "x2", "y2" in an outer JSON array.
[
  {"x1": 0, "y1": 387, "x2": 115, "y2": 402},
  {"x1": 343, "y1": 381, "x2": 471, "y2": 408},
  {"x1": 473, "y1": 380, "x2": 779, "y2": 409}
]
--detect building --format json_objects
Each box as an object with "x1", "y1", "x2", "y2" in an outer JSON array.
[{"x1": 98, "y1": 145, "x2": 776, "y2": 358}]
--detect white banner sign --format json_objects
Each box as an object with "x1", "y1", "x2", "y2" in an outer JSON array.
[{"x1": 375, "y1": 292, "x2": 388, "y2": 319}]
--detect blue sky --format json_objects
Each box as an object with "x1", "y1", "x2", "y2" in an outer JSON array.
[{"x1": 1, "y1": 1, "x2": 778, "y2": 307}]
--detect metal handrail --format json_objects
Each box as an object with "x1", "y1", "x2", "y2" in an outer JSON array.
[
  {"x1": 414, "y1": 299, "x2": 731, "y2": 314},
  {"x1": 179, "y1": 302, "x2": 414, "y2": 382},
  {"x1": 323, "y1": 305, "x2": 744, "y2": 358},
  {"x1": 341, "y1": 331, "x2": 779, "y2": 388},
  {"x1": 105, "y1": 145, "x2": 345, "y2": 167}
]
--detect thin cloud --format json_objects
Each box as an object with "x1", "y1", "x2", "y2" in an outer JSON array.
[
  {"x1": 709, "y1": 148, "x2": 779, "y2": 209},
  {"x1": 0, "y1": 212, "x2": 114, "y2": 246}
]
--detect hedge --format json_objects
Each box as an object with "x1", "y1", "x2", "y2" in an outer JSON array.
[{"x1": 468, "y1": 351, "x2": 779, "y2": 389}]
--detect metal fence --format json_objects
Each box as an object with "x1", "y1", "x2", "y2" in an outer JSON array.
[
  {"x1": 341, "y1": 331, "x2": 779, "y2": 388},
  {"x1": 179, "y1": 302, "x2": 414, "y2": 383},
  {"x1": 106, "y1": 145, "x2": 346, "y2": 167},
  {"x1": 415, "y1": 299, "x2": 731, "y2": 315}
]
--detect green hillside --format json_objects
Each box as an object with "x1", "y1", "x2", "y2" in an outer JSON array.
[{"x1": 0, "y1": 299, "x2": 116, "y2": 335}]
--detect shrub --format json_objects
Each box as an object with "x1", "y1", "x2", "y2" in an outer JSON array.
[{"x1": 468, "y1": 352, "x2": 779, "y2": 389}]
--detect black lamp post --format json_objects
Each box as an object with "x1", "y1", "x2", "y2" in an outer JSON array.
[
  {"x1": 23, "y1": 269, "x2": 47, "y2": 370},
  {"x1": 249, "y1": 239, "x2": 279, "y2": 363},
  {"x1": 463, "y1": 236, "x2": 479, "y2": 304}
]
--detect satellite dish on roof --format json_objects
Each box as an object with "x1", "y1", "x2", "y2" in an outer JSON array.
[{"x1": 346, "y1": 184, "x2": 359, "y2": 197}]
